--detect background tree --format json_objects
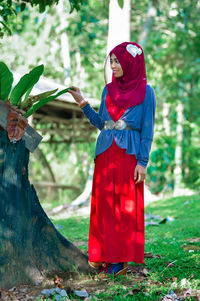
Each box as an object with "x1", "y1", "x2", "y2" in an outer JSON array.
[
  {"x1": 107, "y1": 0, "x2": 131, "y2": 53},
  {"x1": 144, "y1": 0, "x2": 200, "y2": 194}
]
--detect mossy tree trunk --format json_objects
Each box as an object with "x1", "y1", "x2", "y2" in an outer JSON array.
[{"x1": 0, "y1": 130, "x2": 90, "y2": 290}]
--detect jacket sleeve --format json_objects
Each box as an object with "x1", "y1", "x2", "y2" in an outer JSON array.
[
  {"x1": 81, "y1": 88, "x2": 106, "y2": 131},
  {"x1": 137, "y1": 86, "x2": 156, "y2": 168}
]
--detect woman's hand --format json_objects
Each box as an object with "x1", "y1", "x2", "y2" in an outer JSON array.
[
  {"x1": 134, "y1": 164, "x2": 146, "y2": 184},
  {"x1": 68, "y1": 86, "x2": 84, "y2": 104}
]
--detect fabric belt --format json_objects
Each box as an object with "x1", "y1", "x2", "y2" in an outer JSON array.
[{"x1": 103, "y1": 120, "x2": 132, "y2": 130}]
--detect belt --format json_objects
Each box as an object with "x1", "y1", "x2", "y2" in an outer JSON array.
[{"x1": 103, "y1": 120, "x2": 132, "y2": 130}]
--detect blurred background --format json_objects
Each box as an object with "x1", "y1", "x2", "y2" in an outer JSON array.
[{"x1": 1, "y1": 0, "x2": 200, "y2": 210}]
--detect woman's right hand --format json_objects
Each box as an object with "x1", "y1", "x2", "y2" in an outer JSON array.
[{"x1": 68, "y1": 86, "x2": 84, "y2": 104}]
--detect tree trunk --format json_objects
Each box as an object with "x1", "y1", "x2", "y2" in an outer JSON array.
[
  {"x1": 163, "y1": 102, "x2": 170, "y2": 136},
  {"x1": 57, "y1": 0, "x2": 71, "y2": 85},
  {"x1": 107, "y1": 0, "x2": 131, "y2": 53},
  {"x1": 0, "y1": 130, "x2": 90, "y2": 290},
  {"x1": 174, "y1": 102, "x2": 183, "y2": 195},
  {"x1": 74, "y1": 50, "x2": 87, "y2": 89},
  {"x1": 161, "y1": 101, "x2": 173, "y2": 193}
]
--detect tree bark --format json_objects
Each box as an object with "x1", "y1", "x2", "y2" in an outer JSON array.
[{"x1": 0, "y1": 130, "x2": 90, "y2": 290}]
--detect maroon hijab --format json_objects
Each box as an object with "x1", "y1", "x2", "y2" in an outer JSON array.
[{"x1": 106, "y1": 42, "x2": 147, "y2": 108}]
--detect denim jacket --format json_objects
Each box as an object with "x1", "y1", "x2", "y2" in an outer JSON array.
[{"x1": 82, "y1": 84, "x2": 156, "y2": 168}]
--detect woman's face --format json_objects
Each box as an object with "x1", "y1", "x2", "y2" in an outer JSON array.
[{"x1": 110, "y1": 53, "x2": 123, "y2": 78}]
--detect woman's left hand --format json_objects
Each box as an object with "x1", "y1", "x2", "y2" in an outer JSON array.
[{"x1": 134, "y1": 165, "x2": 146, "y2": 184}]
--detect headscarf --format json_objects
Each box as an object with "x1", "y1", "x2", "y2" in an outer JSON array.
[{"x1": 104, "y1": 42, "x2": 147, "y2": 108}]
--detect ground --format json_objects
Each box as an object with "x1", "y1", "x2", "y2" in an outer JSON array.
[{"x1": 1, "y1": 194, "x2": 200, "y2": 300}]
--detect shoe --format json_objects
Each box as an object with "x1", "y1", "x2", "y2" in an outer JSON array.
[
  {"x1": 96, "y1": 262, "x2": 127, "y2": 279},
  {"x1": 107, "y1": 263, "x2": 127, "y2": 276},
  {"x1": 88, "y1": 261, "x2": 104, "y2": 269}
]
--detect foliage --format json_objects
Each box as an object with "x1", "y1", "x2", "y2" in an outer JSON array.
[
  {"x1": 66, "y1": 0, "x2": 108, "y2": 98},
  {"x1": 24, "y1": 87, "x2": 69, "y2": 117},
  {"x1": 138, "y1": 0, "x2": 200, "y2": 193},
  {"x1": 53, "y1": 194, "x2": 200, "y2": 300},
  {"x1": 0, "y1": 0, "x2": 109, "y2": 96},
  {"x1": 0, "y1": 60, "x2": 13, "y2": 101},
  {"x1": 10, "y1": 64, "x2": 44, "y2": 105},
  {"x1": 0, "y1": 0, "x2": 87, "y2": 37},
  {"x1": 1, "y1": 0, "x2": 200, "y2": 194},
  {"x1": 147, "y1": 134, "x2": 176, "y2": 194},
  {"x1": 0, "y1": 61, "x2": 69, "y2": 116}
]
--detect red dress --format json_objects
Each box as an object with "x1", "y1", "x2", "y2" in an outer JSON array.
[{"x1": 88, "y1": 95, "x2": 144, "y2": 264}]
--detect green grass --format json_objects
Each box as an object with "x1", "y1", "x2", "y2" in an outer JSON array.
[{"x1": 51, "y1": 194, "x2": 200, "y2": 300}]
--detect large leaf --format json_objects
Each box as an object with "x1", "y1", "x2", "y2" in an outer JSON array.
[
  {"x1": 24, "y1": 88, "x2": 70, "y2": 118},
  {"x1": 23, "y1": 85, "x2": 35, "y2": 104},
  {"x1": 22, "y1": 73, "x2": 56, "y2": 105},
  {"x1": 10, "y1": 64, "x2": 44, "y2": 106},
  {"x1": 31, "y1": 89, "x2": 58, "y2": 103},
  {"x1": 21, "y1": 88, "x2": 58, "y2": 110},
  {"x1": 0, "y1": 61, "x2": 13, "y2": 102}
]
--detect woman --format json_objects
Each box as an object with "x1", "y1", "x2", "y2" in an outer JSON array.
[{"x1": 68, "y1": 42, "x2": 156, "y2": 276}]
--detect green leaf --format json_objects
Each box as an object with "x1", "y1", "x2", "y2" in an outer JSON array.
[
  {"x1": 23, "y1": 85, "x2": 34, "y2": 103},
  {"x1": 21, "y1": 88, "x2": 58, "y2": 110},
  {"x1": 0, "y1": 61, "x2": 13, "y2": 102},
  {"x1": 10, "y1": 64, "x2": 44, "y2": 106},
  {"x1": 24, "y1": 88, "x2": 70, "y2": 118},
  {"x1": 0, "y1": 21, "x2": 12, "y2": 35},
  {"x1": 31, "y1": 89, "x2": 58, "y2": 103},
  {"x1": 118, "y1": 0, "x2": 124, "y2": 9}
]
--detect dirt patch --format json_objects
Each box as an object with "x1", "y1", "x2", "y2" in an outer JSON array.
[{"x1": 0, "y1": 265, "x2": 152, "y2": 300}]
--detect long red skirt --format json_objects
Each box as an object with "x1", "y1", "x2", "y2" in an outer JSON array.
[{"x1": 88, "y1": 140, "x2": 144, "y2": 264}]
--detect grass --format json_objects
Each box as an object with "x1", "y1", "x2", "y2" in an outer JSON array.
[{"x1": 50, "y1": 194, "x2": 200, "y2": 300}]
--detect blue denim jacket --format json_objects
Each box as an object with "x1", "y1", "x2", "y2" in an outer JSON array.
[{"x1": 82, "y1": 84, "x2": 156, "y2": 167}]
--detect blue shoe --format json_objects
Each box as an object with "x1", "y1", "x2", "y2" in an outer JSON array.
[
  {"x1": 107, "y1": 263, "x2": 124, "y2": 274},
  {"x1": 97, "y1": 262, "x2": 127, "y2": 278}
]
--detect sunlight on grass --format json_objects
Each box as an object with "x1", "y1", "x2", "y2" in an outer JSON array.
[{"x1": 51, "y1": 193, "x2": 200, "y2": 300}]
